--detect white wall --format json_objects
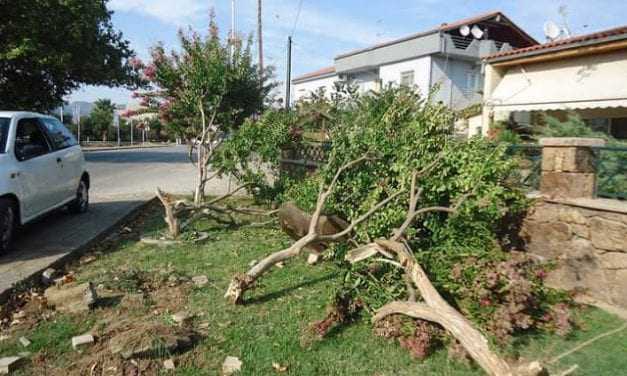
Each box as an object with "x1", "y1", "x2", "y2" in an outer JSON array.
[
  {"x1": 379, "y1": 57, "x2": 431, "y2": 95},
  {"x1": 348, "y1": 70, "x2": 380, "y2": 95},
  {"x1": 466, "y1": 114, "x2": 484, "y2": 137},
  {"x1": 293, "y1": 75, "x2": 339, "y2": 102}
]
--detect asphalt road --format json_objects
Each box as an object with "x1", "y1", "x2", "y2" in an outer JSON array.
[
  {"x1": 86, "y1": 145, "x2": 232, "y2": 199},
  {"x1": 0, "y1": 145, "x2": 230, "y2": 299}
]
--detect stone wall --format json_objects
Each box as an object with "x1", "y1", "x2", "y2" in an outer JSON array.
[{"x1": 522, "y1": 198, "x2": 627, "y2": 308}]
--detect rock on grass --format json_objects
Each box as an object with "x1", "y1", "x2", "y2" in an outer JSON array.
[
  {"x1": 44, "y1": 282, "x2": 98, "y2": 313},
  {"x1": 0, "y1": 356, "x2": 22, "y2": 374},
  {"x1": 222, "y1": 356, "x2": 242, "y2": 375}
]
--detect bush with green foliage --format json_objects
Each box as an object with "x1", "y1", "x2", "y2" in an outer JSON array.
[
  {"x1": 88, "y1": 99, "x2": 116, "y2": 142},
  {"x1": 212, "y1": 109, "x2": 301, "y2": 201},
  {"x1": 278, "y1": 87, "x2": 571, "y2": 352}
]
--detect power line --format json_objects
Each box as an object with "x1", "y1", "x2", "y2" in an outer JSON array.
[{"x1": 290, "y1": 0, "x2": 304, "y2": 38}]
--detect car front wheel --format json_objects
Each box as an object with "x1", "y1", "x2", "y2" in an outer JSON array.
[
  {"x1": 0, "y1": 199, "x2": 16, "y2": 254},
  {"x1": 68, "y1": 180, "x2": 89, "y2": 214}
]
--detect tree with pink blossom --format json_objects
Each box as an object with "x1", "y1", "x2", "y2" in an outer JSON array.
[{"x1": 134, "y1": 11, "x2": 275, "y2": 206}]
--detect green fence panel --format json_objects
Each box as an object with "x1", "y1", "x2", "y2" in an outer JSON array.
[{"x1": 593, "y1": 146, "x2": 627, "y2": 200}]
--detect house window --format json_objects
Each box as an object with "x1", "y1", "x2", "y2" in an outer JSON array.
[
  {"x1": 610, "y1": 118, "x2": 627, "y2": 139},
  {"x1": 400, "y1": 70, "x2": 414, "y2": 87},
  {"x1": 585, "y1": 118, "x2": 627, "y2": 140},
  {"x1": 587, "y1": 118, "x2": 610, "y2": 133}
]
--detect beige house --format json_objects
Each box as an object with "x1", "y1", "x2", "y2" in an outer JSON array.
[{"x1": 481, "y1": 25, "x2": 627, "y2": 139}]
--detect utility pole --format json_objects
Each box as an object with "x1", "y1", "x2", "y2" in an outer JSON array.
[
  {"x1": 114, "y1": 112, "x2": 120, "y2": 147},
  {"x1": 130, "y1": 119, "x2": 133, "y2": 145},
  {"x1": 257, "y1": 0, "x2": 263, "y2": 76},
  {"x1": 285, "y1": 36, "x2": 292, "y2": 109}
]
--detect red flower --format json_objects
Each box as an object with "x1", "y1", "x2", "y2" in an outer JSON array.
[
  {"x1": 143, "y1": 64, "x2": 157, "y2": 80},
  {"x1": 535, "y1": 270, "x2": 547, "y2": 280},
  {"x1": 129, "y1": 57, "x2": 144, "y2": 70}
]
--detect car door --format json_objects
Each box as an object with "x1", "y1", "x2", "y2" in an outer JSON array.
[
  {"x1": 13, "y1": 117, "x2": 60, "y2": 219},
  {"x1": 39, "y1": 117, "x2": 82, "y2": 202}
]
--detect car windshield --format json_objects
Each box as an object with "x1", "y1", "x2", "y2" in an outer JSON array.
[{"x1": 0, "y1": 118, "x2": 9, "y2": 153}]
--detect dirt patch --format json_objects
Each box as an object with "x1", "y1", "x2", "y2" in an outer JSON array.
[{"x1": 0, "y1": 201, "x2": 209, "y2": 375}]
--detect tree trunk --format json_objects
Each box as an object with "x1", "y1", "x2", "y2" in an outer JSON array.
[
  {"x1": 372, "y1": 240, "x2": 545, "y2": 376},
  {"x1": 225, "y1": 233, "x2": 317, "y2": 304},
  {"x1": 194, "y1": 145, "x2": 208, "y2": 206},
  {"x1": 156, "y1": 189, "x2": 181, "y2": 239}
]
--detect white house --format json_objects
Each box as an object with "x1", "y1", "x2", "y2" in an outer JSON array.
[
  {"x1": 482, "y1": 25, "x2": 627, "y2": 140},
  {"x1": 292, "y1": 11, "x2": 537, "y2": 113}
]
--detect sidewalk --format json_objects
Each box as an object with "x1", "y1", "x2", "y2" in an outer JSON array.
[
  {"x1": 81, "y1": 143, "x2": 173, "y2": 152},
  {"x1": 0, "y1": 196, "x2": 151, "y2": 302}
]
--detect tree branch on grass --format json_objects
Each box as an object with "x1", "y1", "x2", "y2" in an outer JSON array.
[
  {"x1": 224, "y1": 155, "x2": 404, "y2": 304},
  {"x1": 154, "y1": 183, "x2": 276, "y2": 240},
  {"x1": 343, "y1": 169, "x2": 546, "y2": 376}
]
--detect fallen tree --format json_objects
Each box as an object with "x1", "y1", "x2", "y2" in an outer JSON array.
[
  {"x1": 152, "y1": 184, "x2": 279, "y2": 241},
  {"x1": 223, "y1": 87, "x2": 572, "y2": 375},
  {"x1": 225, "y1": 155, "x2": 405, "y2": 304},
  {"x1": 346, "y1": 170, "x2": 545, "y2": 376}
]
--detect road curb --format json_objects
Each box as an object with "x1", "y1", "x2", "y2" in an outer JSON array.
[
  {"x1": 81, "y1": 145, "x2": 173, "y2": 153},
  {"x1": 0, "y1": 197, "x2": 158, "y2": 305}
]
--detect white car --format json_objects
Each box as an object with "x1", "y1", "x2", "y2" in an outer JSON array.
[{"x1": 0, "y1": 111, "x2": 90, "y2": 253}]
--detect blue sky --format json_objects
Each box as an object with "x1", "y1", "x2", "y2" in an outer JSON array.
[{"x1": 68, "y1": 0, "x2": 627, "y2": 104}]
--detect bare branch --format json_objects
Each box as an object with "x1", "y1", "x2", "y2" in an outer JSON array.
[
  {"x1": 201, "y1": 169, "x2": 222, "y2": 185},
  {"x1": 206, "y1": 183, "x2": 251, "y2": 206},
  {"x1": 372, "y1": 239, "x2": 531, "y2": 376},
  {"x1": 309, "y1": 155, "x2": 372, "y2": 232},
  {"x1": 318, "y1": 189, "x2": 405, "y2": 242}
]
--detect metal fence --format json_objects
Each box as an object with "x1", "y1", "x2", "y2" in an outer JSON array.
[
  {"x1": 593, "y1": 146, "x2": 627, "y2": 200},
  {"x1": 279, "y1": 142, "x2": 331, "y2": 177},
  {"x1": 278, "y1": 142, "x2": 627, "y2": 200},
  {"x1": 506, "y1": 144, "x2": 543, "y2": 192}
]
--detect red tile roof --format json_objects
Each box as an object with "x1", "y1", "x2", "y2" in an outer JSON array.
[
  {"x1": 292, "y1": 66, "x2": 336, "y2": 82},
  {"x1": 486, "y1": 25, "x2": 627, "y2": 61},
  {"x1": 335, "y1": 11, "x2": 537, "y2": 59}
]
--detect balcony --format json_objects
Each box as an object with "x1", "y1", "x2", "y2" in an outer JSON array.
[{"x1": 442, "y1": 34, "x2": 513, "y2": 60}]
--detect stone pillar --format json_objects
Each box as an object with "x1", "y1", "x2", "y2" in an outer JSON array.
[{"x1": 539, "y1": 137, "x2": 606, "y2": 199}]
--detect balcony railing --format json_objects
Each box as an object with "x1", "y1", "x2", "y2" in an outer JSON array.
[
  {"x1": 506, "y1": 144, "x2": 543, "y2": 192},
  {"x1": 593, "y1": 146, "x2": 627, "y2": 200}
]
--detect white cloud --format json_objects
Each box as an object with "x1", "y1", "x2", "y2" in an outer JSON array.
[{"x1": 109, "y1": 0, "x2": 210, "y2": 26}]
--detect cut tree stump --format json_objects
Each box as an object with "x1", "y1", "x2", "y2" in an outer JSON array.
[{"x1": 278, "y1": 202, "x2": 348, "y2": 252}]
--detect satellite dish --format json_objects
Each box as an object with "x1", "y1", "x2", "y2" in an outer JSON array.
[
  {"x1": 471, "y1": 25, "x2": 484, "y2": 39},
  {"x1": 543, "y1": 21, "x2": 561, "y2": 40},
  {"x1": 459, "y1": 24, "x2": 470, "y2": 37}
]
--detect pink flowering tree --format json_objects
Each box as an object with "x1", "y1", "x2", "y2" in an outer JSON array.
[{"x1": 134, "y1": 13, "x2": 274, "y2": 206}]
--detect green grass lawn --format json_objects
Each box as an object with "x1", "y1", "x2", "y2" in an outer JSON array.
[{"x1": 1, "y1": 202, "x2": 626, "y2": 375}]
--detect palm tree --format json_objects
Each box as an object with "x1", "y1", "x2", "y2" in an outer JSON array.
[{"x1": 89, "y1": 99, "x2": 115, "y2": 142}]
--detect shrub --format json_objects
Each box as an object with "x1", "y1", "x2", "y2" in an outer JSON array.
[
  {"x1": 212, "y1": 109, "x2": 300, "y2": 202},
  {"x1": 280, "y1": 87, "x2": 572, "y2": 352}
]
